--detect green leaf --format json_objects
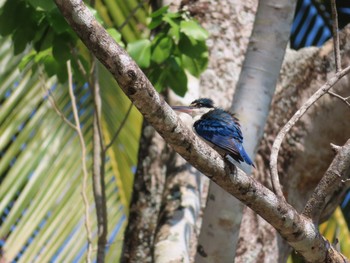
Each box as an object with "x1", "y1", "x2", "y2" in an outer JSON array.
[
  {"x1": 0, "y1": 0, "x2": 21, "y2": 36},
  {"x1": 52, "y1": 33, "x2": 72, "y2": 63},
  {"x1": 33, "y1": 27, "x2": 54, "y2": 52},
  {"x1": 34, "y1": 48, "x2": 52, "y2": 63},
  {"x1": 178, "y1": 34, "x2": 207, "y2": 58},
  {"x1": 42, "y1": 55, "x2": 67, "y2": 82},
  {"x1": 19, "y1": 51, "x2": 37, "y2": 70},
  {"x1": 27, "y1": 0, "x2": 56, "y2": 11},
  {"x1": 151, "y1": 36, "x2": 173, "y2": 64},
  {"x1": 12, "y1": 30, "x2": 29, "y2": 55},
  {"x1": 47, "y1": 9, "x2": 71, "y2": 34},
  {"x1": 107, "y1": 28, "x2": 125, "y2": 48},
  {"x1": 147, "y1": 65, "x2": 168, "y2": 92},
  {"x1": 163, "y1": 15, "x2": 180, "y2": 42},
  {"x1": 148, "y1": 16, "x2": 164, "y2": 30},
  {"x1": 150, "y1": 6, "x2": 169, "y2": 18},
  {"x1": 163, "y1": 13, "x2": 181, "y2": 28},
  {"x1": 148, "y1": 6, "x2": 169, "y2": 29},
  {"x1": 181, "y1": 54, "x2": 208, "y2": 77},
  {"x1": 166, "y1": 59, "x2": 187, "y2": 96},
  {"x1": 127, "y1": 39, "x2": 151, "y2": 68},
  {"x1": 180, "y1": 20, "x2": 209, "y2": 41}
]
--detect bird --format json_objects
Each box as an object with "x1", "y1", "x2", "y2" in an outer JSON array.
[{"x1": 172, "y1": 98, "x2": 254, "y2": 167}]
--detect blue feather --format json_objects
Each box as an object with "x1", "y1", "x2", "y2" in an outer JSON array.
[{"x1": 194, "y1": 109, "x2": 254, "y2": 166}]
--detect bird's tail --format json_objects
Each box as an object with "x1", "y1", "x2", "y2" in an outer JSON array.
[{"x1": 239, "y1": 145, "x2": 255, "y2": 168}]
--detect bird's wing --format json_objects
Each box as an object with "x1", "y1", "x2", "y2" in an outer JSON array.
[{"x1": 194, "y1": 119, "x2": 244, "y2": 162}]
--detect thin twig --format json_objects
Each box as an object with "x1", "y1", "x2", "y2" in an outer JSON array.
[
  {"x1": 330, "y1": 143, "x2": 341, "y2": 153},
  {"x1": 104, "y1": 102, "x2": 133, "y2": 152},
  {"x1": 327, "y1": 90, "x2": 350, "y2": 108},
  {"x1": 67, "y1": 60, "x2": 93, "y2": 263},
  {"x1": 270, "y1": 65, "x2": 350, "y2": 200},
  {"x1": 331, "y1": 0, "x2": 341, "y2": 72},
  {"x1": 70, "y1": 45, "x2": 89, "y2": 79},
  {"x1": 39, "y1": 68, "x2": 76, "y2": 130}
]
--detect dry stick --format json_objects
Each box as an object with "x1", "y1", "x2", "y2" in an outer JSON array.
[
  {"x1": 70, "y1": 46, "x2": 88, "y2": 79},
  {"x1": 39, "y1": 69, "x2": 76, "y2": 130},
  {"x1": 39, "y1": 61, "x2": 93, "y2": 262},
  {"x1": 331, "y1": 0, "x2": 341, "y2": 72},
  {"x1": 270, "y1": 65, "x2": 350, "y2": 200},
  {"x1": 326, "y1": 1, "x2": 350, "y2": 109},
  {"x1": 71, "y1": 43, "x2": 108, "y2": 261},
  {"x1": 67, "y1": 60, "x2": 93, "y2": 263}
]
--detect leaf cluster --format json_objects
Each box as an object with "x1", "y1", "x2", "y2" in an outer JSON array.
[
  {"x1": 0, "y1": 2, "x2": 208, "y2": 96},
  {"x1": 126, "y1": 6, "x2": 209, "y2": 96},
  {"x1": 0, "y1": 0, "x2": 80, "y2": 82}
]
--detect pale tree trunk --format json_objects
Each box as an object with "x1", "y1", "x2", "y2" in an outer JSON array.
[
  {"x1": 187, "y1": 1, "x2": 258, "y2": 262},
  {"x1": 232, "y1": 0, "x2": 297, "y2": 262}
]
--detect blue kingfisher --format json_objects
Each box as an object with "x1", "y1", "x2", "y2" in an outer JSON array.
[{"x1": 172, "y1": 98, "x2": 254, "y2": 167}]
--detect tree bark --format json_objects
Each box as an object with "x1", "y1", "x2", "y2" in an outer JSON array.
[{"x1": 122, "y1": 121, "x2": 169, "y2": 262}]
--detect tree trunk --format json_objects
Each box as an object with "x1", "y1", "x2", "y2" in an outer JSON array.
[
  {"x1": 122, "y1": 121, "x2": 170, "y2": 262},
  {"x1": 182, "y1": 1, "x2": 258, "y2": 261}
]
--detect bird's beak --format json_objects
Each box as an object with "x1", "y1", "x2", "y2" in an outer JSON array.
[{"x1": 171, "y1": 106, "x2": 194, "y2": 114}]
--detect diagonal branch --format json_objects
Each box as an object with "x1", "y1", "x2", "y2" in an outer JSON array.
[
  {"x1": 327, "y1": 90, "x2": 350, "y2": 108},
  {"x1": 303, "y1": 139, "x2": 350, "y2": 223},
  {"x1": 54, "y1": 0, "x2": 349, "y2": 261}
]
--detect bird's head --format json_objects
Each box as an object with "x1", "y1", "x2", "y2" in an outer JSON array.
[{"x1": 172, "y1": 98, "x2": 215, "y2": 120}]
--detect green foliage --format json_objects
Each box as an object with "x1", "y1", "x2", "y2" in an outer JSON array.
[
  {"x1": 0, "y1": 2, "x2": 208, "y2": 97},
  {"x1": 127, "y1": 39, "x2": 151, "y2": 68},
  {"x1": 126, "y1": 6, "x2": 209, "y2": 96},
  {"x1": 0, "y1": 0, "x2": 79, "y2": 83}
]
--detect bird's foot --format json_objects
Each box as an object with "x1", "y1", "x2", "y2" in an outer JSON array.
[{"x1": 224, "y1": 155, "x2": 237, "y2": 174}]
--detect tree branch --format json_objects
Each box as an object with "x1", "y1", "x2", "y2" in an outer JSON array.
[
  {"x1": 270, "y1": 65, "x2": 350, "y2": 201},
  {"x1": 54, "y1": 0, "x2": 348, "y2": 261},
  {"x1": 327, "y1": 90, "x2": 350, "y2": 108},
  {"x1": 303, "y1": 139, "x2": 350, "y2": 223}
]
